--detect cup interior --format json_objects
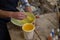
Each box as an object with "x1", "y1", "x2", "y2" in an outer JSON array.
[{"x1": 22, "y1": 23, "x2": 35, "y2": 32}]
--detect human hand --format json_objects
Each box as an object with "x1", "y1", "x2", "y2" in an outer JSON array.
[
  {"x1": 25, "y1": 6, "x2": 32, "y2": 12},
  {"x1": 11, "y1": 12, "x2": 27, "y2": 20}
]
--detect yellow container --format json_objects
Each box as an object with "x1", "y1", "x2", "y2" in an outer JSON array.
[
  {"x1": 22, "y1": 23, "x2": 35, "y2": 40},
  {"x1": 22, "y1": 23, "x2": 35, "y2": 32}
]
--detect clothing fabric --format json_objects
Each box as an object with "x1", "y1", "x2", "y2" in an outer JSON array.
[
  {"x1": 0, "y1": 21, "x2": 11, "y2": 40},
  {"x1": 0, "y1": 0, "x2": 19, "y2": 40},
  {"x1": 0, "y1": 0, "x2": 18, "y2": 11}
]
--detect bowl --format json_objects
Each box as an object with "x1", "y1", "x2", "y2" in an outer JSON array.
[{"x1": 11, "y1": 12, "x2": 35, "y2": 26}]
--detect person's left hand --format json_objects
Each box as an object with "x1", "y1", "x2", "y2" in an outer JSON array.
[{"x1": 25, "y1": 6, "x2": 32, "y2": 13}]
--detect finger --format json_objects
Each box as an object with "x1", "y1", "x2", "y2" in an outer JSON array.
[{"x1": 18, "y1": 17, "x2": 25, "y2": 20}]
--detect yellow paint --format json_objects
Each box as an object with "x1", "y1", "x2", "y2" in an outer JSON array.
[
  {"x1": 20, "y1": 12, "x2": 35, "y2": 24},
  {"x1": 27, "y1": 16, "x2": 33, "y2": 22},
  {"x1": 22, "y1": 23, "x2": 35, "y2": 32}
]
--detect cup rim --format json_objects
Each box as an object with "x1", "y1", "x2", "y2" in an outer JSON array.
[{"x1": 22, "y1": 23, "x2": 35, "y2": 32}]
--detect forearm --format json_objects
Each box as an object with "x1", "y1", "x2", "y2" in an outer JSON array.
[{"x1": 0, "y1": 10, "x2": 13, "y2": 18}]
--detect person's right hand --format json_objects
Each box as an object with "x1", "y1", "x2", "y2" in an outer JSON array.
[{"x1": 11, "y1": 12, "x2": 27, "y2": 20}]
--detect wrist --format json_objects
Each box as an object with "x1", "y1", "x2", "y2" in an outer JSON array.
[
  {"x1": 8, "y1": 12, "x2": 14, "y2": 18},
  {"x1": 9, "y1": 12, "x2": 23, "y2": 18}
]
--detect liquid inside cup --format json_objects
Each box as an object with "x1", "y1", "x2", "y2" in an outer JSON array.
[{"x1": 22, "y1": 23, "x2": 35, "y2": 32}]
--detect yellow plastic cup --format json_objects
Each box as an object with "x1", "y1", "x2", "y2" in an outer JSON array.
[{"x1": 22, "y1": 23, "x2": 35, "y2": 40}]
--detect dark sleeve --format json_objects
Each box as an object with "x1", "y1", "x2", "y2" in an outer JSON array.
[
  {"x1": 0, "y1": 0, "x2": 19, "y2": 12},
  {"x1": 0, "y1": 0, "x2": 19, "y2": 22}
]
